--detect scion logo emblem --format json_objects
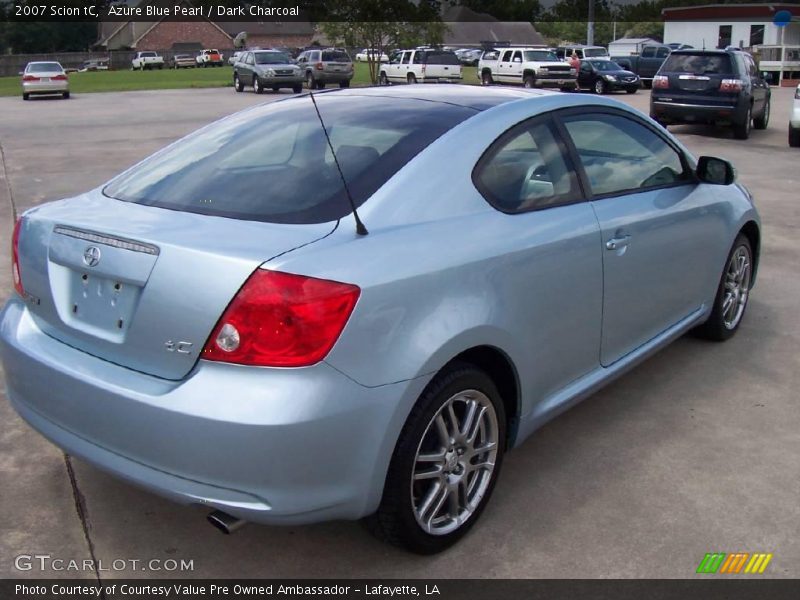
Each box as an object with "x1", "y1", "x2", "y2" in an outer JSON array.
[{"x1": 83, "y1": 246, "x2": 101, "y2": 267}]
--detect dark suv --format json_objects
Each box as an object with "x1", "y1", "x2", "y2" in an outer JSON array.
[{"x1": 650, "y1": 49, "x2": 771, "y2": 140}]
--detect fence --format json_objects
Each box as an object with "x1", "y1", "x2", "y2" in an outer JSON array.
[{"x1": 0, "y1": 48, "x2": 236, "y2": 76}]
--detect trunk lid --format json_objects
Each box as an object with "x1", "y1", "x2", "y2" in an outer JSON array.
[{"x1": 17, "y1": 191, "x2": 335, "y2": 380}]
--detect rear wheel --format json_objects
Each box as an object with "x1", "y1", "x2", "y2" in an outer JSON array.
[
  {"x1": 594, "y1": 79, "x2": 606, "y2": 94},
  {"x1": 339, "y1": 80, "x2": 350, "y2": 88},
  {"x1": 62, "y1": 91, "x2": 70, "y2": 99},
  {"x1": 481, "y1": 71, "x2": 492, "y2": 86},
  {"x1": 272, "y1": 86, "x2": 280, "y2": 92},
  {"x1": 22, "y1": 93, "x2": 29, "y2": 101},
  {"x1": 366, "y1": 362, "x2": 506, "y2": 554},
  {"x1": 407, "y1": 73, "x2": 417, "y2": 84},
  {"x1": 753, "y1": 99, "x2": 770, "y2": 130},
  {"x1": 694, "y1": 234, "x2": 753, "y2": 341},
  {"x1": 733, "y1": 107, "x2": 752, "y2": 140},
  {"x1": 790, "y1": 126, "x2": 800, "y2": 148}
]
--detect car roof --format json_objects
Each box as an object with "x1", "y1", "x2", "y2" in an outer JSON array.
[{"x1": 314, "y1": 84, "x2": 554, "y2": 111}]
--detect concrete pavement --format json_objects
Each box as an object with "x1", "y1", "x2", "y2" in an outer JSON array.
[{"x1": 0, "y1": 86, "x2": 798, "y2": 579}]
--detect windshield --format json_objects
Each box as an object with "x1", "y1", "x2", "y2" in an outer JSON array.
[
  {"x1": 27, "y1": 63, "x2": 62, "y2": 73},
  {"x1": 104, "y1": 96, "x2": 475, "y2": 224},
  {"x1": 592, "y1": 60, "x2": 624, "y2": 71},
  {"x1": 584, "y1": 48, "x2": 609, "y2": 58},
  {"x1": 662, "y1": 53, "x2": 733, "y2": 75},
  {"x1": 523, "y1": 50, "x2": 559, "y2": 62},
  {"x1": 254, "y1": 52, "x2": 290, "y2": 64}
]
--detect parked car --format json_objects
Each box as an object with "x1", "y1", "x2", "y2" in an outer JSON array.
[
  {"x1": 455, "y1": 48, "x2": 482, "y2": 66},
  {"x1": 1, "y1": 85, "x2": 761, "y2": 554},
  {"x1": 21, "y1": 61, "x2": 69, "y2": 100},
  {"x1": 577, "y1": 59, "x2": 641, "y2": 94},
  {"x1": 355, "y1": 48, "x2": 389, "y2": 62},
  {"x1": 171, "y1": 54, "x2": 196, "y2": 69},
  {"x1": 78, "y1": 59, "x2": 109, "y2": 72},
  {"x1": 296, "y1": 48, "x2": 354, "y2": 89},
  {"x1": 555, "y1": 45, "x2": 610, "y2": 61},
  {"x1": 131, "y1": 51, "x2": 164, "y2": 70},
  {"x1": 478, "y1": 47, "x2": 576, "y2": 90},
  {"x1": 379, "y1": 49, "x2": 462, "y2": 84},
  {"x1": 196, "y1": 49, "x2": 224, "y2": 67},
  {"x1": 650, "y1": 48, "x2": 771, "y2": 140},
  {"x1": 790, "y1": 84, "x2": 800, "y2": 147},
  {"x1": 612, "y1": 44, "x2": 672, "y2": 87},
  {"x1": 233, "y1": 50, "x2": 303, "y2": 94}
]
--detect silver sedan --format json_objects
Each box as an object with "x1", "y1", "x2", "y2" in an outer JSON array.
[{"x1": 22, "y1": 61, "x2": 70, "y2": 100}]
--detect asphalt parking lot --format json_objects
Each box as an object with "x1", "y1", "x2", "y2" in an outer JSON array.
[{"x1": 1, "y1": 85, "x2": 798, "y2": 579}]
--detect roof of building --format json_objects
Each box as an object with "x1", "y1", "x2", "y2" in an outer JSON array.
[{"x1": 662, "y1": 3, "x2": 800, "y2": 21}]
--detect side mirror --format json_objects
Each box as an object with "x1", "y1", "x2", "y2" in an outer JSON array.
[{"x1": 697, "y1": 156, "x2": 736, "y2": 185}]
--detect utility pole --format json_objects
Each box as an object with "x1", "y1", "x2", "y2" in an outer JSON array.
[{"x1": 587, "y1": 0, "x2": 595, "y2": 45}]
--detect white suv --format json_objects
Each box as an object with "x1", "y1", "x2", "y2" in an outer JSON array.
[
  {"x1": 790, "y1": 84, "x2": 800, "y2": 148},
  {"x1": 478, "y1": 47, "x2": 576, "y2": 90}
]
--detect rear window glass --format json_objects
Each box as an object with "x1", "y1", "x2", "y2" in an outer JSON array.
[
  {"x1": 27, "y1": 63, "x2": 62, "y2": 72},
  {"x1": 322, "y1": 50, "x2": 350, "y2": 61},
  {"x1": 583, "y1": 48, "x2": 609, "y2": 58},
  {"x1": 103, "y1": 96, "x2": 474, "y2": 224},
  {"x1": 424, "y1": 51, "x2": 460, "y2": 65},
  {"x1": 662, "y1": 53, "x2": 733, "y2": 75}
]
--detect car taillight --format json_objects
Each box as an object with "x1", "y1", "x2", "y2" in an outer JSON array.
[
  {"x1": 315, "y1": 62, "x2": 323, "y2": 70},
  {"x1": 52, "y1": 74, "x2": 68, "y2": 81},
  {"x1": 22, "y1": 75, "x2": 39, "y2": 82},
  {"x1": 202, "y1": 270, "x2": 360, "y2": 367},
  {"x1": 653, "y1": 75, "x2": 669, "y2": 89},
  {"x1": 720, "y1": 78, "x2": 743, "y2": 92},
  {"x1": 11, "y1": 218, "x2": 24, "y2": 297}
]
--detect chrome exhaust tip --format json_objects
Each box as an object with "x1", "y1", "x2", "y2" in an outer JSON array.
[{"x1": 207, "y1": 510, "x2": 246, "y2": 534}]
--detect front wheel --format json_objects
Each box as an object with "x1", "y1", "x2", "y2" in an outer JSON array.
[
  {"x1": 366, "y1": 362, "x2": 506, "y2": 554},
  {"x1": 594, "y1": 79, "x2": 606, "y2": 94},
  {"x1": 694, "y1": 234, "x2": 753, "y2": 341},
  {"x1": 234, "y1": 74, "x2": 243, "y2": 92},
  {"x1": 523, "y1": 74, "x2": 534, "y2": 88},
  {"x1": 626, "y1": 88, "x2": 637, "y2": 94},
  {"x1": 253, "y1": 77, "x2": 263, "y2": 94}
]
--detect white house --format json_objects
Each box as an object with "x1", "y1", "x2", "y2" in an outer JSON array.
[
  {"x1": 662, "y1": 3, "x2": 800, "y2": 85},
  {"x1": 608, "y1": 37, "x2": 659, "y2": 56}
]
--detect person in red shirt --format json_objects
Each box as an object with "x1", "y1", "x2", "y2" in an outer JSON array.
[{"x1": 570, "y1": 52, "x2": 581, "y2": 91}]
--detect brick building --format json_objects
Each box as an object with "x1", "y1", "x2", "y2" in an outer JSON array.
[
  {"x1": 215, "y1": 22, "x2": 316, "y2": 50},
  {"x1": 96, "y1": 19, "x2": 232, "y2": 51}
]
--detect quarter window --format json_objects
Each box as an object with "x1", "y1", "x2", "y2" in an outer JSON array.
[
  {"x1": 562, "y1": 113, "x2": 689, "y2": 196},
  {"x1": 474, "y1": 120, "x2": 580, "y2": 213}
]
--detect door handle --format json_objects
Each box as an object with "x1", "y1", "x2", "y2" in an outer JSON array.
[{"x1": 605, "y1": 235, "x2": 631, "y2": 250}]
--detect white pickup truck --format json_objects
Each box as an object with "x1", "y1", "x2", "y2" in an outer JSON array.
[
  {"x1": 378, "y1": 49, "x2": 462, "y2": 85},
  {"x1": 131, "y1": 51, "x2": 164, "y2": 70},
  {"x1": 478, "y1": 47, "x2": 576, "y2": 91},
  {"x1": 196, "y1": 49, "x2": 224, "y2": 67}
]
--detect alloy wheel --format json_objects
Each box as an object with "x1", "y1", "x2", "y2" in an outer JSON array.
[{"x1": 722, "y1": 245, "x2": 751, "y2": 330}]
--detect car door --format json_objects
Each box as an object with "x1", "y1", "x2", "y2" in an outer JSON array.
[
  {"x1": 744, "y1": 54, "x2": 768, "y2": 114},
  {"x1": 472, "y1": 115, "x2": 603, "y2": 403},
  {"x1": 578, "y1": 62, "x2": 594, "y2": 87},
  {"x1": 243, "y1": 52, "x2": 256, "y2": 84},
  {"x1": 394, "y1": 51, "x2": 410, "y2": 81},
  {"x1": 497, "y1": 50, "x2": 514, "y2": 83},
  {"x1": 557, "y1": 108, "x2": 729, "y2": 366}
]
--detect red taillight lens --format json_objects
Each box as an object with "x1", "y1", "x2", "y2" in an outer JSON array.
[
  {"x1": 653, "y1": 75, "x2": 669, "y2": 89},
  {"x1": 22, "y1": 75, "x2": 39, "y2": 82},
  {"x1": 11, "y1": 218, "x2": 24, "y2": 297},
  {"x1": 315, "y1": 62, "x2": 324, "y2": 70},
  {"x1": 202, "y1": 270, "x2": 360, "y2": 367},
  {"x1": 720, "y1": 78, "x2": 743, "y2": 92},
  {"x1": 52, "y1": 74, "x2": 68, "y2": 81}
]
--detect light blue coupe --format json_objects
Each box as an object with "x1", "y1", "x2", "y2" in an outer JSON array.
[{"x1": 1, "y1": 86, "x2": 760, "y2": 554}]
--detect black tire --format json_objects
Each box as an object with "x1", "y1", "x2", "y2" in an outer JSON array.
[
  {"x1": 790, "y1": 126, "x2": 800, "y2": 148},
  {"x1": 481, "y1": 71, "x2": 492, "y2": 86},
  {"x1": 594, "y1": 79, "x2": 606, "y2": 94},
  {"x1": 316, "y1": 81, "x2": 326, "y2": 89},
  {"x1": 366, "y1": 362, "x2": 507, "y2": 554},
  {"x1": 253, "y1": 77, "x2": 263, "y2": 94},
  {"x1": 379, "y1": 72, "x2": 390, "y2": 86},
  {"x1": 234, "y1": 73, "x2": 243, "y2": 92},
  {"x1": 733, "y1": 107, "x2": 752, "y2": 140},
  {"x1": 523, "y1": 74, "x2": 535, "y2": 88},
  {"x1": 339, "y1": 80, "x2": 350, "y2": 88},
  {"x1": 272, "y1": 86, "x2": 280, "y2": 92},
  {"x1": 753, "y1": 99, "x2": 770, "y2": 130},
  {"x1": 62, "y1": 91, "x2": 70, "y2": 99},
  {"x1": 306, "y1": 72, "x2": 315, "y2": 89},
  {"x1": 292, "y1": 84, "x2": 302, "y2": 94},
  {"x1": 158, "y1": 64, "x2": 163, "y2": 70},
  {"x1": 643, "y1": 79, "x2": 652, "y2": 89},
  {"x1": 626, "y1": 88, "x2": 637, "y2": 94},
  {"x1": 694, "y1": 234, "x2": 753, "y2": 342},
  {"x1": 407, "y1": 73, "x2": 417, "y2": 84},
  {"x1": 22, "y1": 93, "x2": 29, "y2": 101}
]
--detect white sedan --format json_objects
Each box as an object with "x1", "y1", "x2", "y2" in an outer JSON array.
[
  {"x1": 355, "y1": 48, "x2": 389, "y2": 62},
  {"x1": 21, "y1": 62, "x2": 69, "y2": 100},
  {"x1": 790, "y1": 84, "x2": 800, "y2": 148}
]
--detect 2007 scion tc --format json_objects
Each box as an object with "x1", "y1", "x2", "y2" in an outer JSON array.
[{"x1": 1, "y1": 86, "x2": 760, "y2": 554}]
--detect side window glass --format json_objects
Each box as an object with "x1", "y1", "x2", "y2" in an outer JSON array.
[
  {"x1": 474, "y1": 120, "x2": 581, "y2": 212},
  {"x1": 401, "y1": 52, "x2": 410, "y2": 64},
  {"x1": 501, "y1": 50, "x2": 512, "y2": 62},
  {"x1": 656, "y1": 47, "x2": 670, "y2": 58},
  {"x1": 512, "y1": 51, "x2": 522, "y2": 62},
  {"x1": 413, "y1": 52, "x2": 424, "y2": 65},
  {"x1": 562, "y1": 113, "x2": 688, "y2": 196}
]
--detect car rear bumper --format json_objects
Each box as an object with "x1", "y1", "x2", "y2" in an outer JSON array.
[
  {"x1": 651, "y1": 99, "x2": 746, "y2": 124},
  {"x1": 420, "y1": 76, "x2": 464, "y2": 84},
  {"x1": 0, "y1": 298, "x2": 428, "y2": 525},
  {"x1": 316, "y1": 72, "x2": 354, "y2": 83},
  {"x1": 22, "y1": 81, "x2": 68, "y2": 94}
]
